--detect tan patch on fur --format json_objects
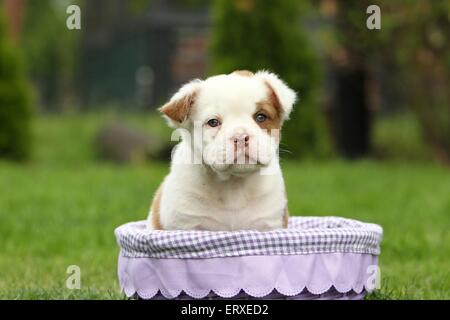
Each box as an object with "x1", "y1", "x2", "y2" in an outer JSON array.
[
  {"x1": 255, "y1": 81, "x2": 284, "y2": 134},
  {"x1": 255, "y1": 99, "x2": 282, "y2": 131},
  {"x1": 264, "y1": 80, "x2": 283, "y2": 115},
  {"x1": 283, "y1": 206, "x2": 289, "y2": 228},
  {"x1": 150, "y1": 185, "x2": 163, "y2": 230},
  {"x1": 159, "y1": 91, "x2": 197, "y2": 123},
  {"x1": 231, "y1": 70, "x2": 254, "y2": 77}
]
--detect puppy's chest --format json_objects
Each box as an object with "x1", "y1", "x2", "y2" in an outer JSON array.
[
  {"x1": 182, "y1": 187, "x2": 283, "y2": 231},
  {"x1": 199, "y1": 179, "x2": 274, "y2": 210},
  {"x1": 161, "y1": 172, "x2": 286, "y2": 230},
  {"x1": 210, "y1": 188, "x2": 252, "y2": 210}
]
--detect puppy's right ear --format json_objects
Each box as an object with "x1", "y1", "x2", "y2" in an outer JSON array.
[{"x1": 159, "y1": 79, "x2": 202, "y2": 127}]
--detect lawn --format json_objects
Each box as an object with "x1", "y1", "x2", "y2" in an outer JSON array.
[{"x1": 0, "y1": 113, "x2": 449, "y2": 299}]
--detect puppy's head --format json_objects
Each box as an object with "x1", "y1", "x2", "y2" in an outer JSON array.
[{"x1": 160, "y1": 70, "x2": 297, "y2": 176}]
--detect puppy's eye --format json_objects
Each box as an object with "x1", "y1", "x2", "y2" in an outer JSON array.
[
  {"x1": 255, "y1": 113, "x2": 267, "y2": 123},
  {"x1": 207, "y1": 118, "x2": 221, "y2": 127}
]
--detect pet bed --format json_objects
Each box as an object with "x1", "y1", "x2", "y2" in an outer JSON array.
[{"x1": 115, "y1": 216, "x2": 383, "y2": 300}]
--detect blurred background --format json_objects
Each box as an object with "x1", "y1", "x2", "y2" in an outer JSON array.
[{"x1": 0, "y1": 0, "x2": 449, "y2": 299}]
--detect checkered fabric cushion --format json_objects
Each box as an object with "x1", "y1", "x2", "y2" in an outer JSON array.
[{"x1": 115, "y1": 216, "x2": 383, "y2": 259}]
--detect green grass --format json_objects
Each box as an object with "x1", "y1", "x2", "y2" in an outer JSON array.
[{"x1": 0, "y1": 113, "x2": 449, "y2": 299}]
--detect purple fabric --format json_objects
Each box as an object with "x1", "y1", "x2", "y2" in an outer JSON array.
[
  {"x1": 115, "y1": 217, "x2": 383, "y2": 259},
  {"x1": 118, "y1": 252, "x2": 378, "y2": 300},
  {"x1": 147, "y1": 289, "x2": 367, "y2": 300}
]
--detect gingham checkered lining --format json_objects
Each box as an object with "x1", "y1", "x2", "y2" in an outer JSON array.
[{"x1": 115, "y1": 216, "x2": 383, "y2": 259}]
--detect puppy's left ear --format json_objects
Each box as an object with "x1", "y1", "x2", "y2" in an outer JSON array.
[
  {"x1": 159, "y1": 79, "x2": 202, "y2": 127},
  {"x1": 255, "y1": 71, "x2": 297, "y2": 120}
]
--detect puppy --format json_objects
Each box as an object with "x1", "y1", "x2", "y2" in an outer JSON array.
[{"x1": 148, "y1": 70, "x2": 297, "y2": 231}]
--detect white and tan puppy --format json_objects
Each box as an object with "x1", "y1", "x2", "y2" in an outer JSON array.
[{"x1": 148, "y1": 70, "x2": 297, "y2": 231}]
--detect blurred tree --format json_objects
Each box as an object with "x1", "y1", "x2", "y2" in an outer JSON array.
[
  {"x1": 385, "y1": 1, "x2": 449, "y2": 164},
  {"x1": 4, "y1": 0, "x2": 24, "y2": 42},
  {"x1": 210, "y1": 0, "x2": 324, "y2": 158},
  {"x1": 0, "y1": 11, "x2": 32, "y2": 161},
  {"x1": 323, "y1": 0, "x2": 449, "y2": 163},
  {"x1": 21, "y1": 0, "x2": 80, "y2": 111},
  {"x1": 325, "y1": 0, "x2": 378, "y2": 159}
]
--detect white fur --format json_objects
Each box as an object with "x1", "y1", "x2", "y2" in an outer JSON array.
[{"x1": 149, "y1": 71, "x2": 296, "y2": 231}]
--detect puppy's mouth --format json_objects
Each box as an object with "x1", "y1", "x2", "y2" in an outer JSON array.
[
  {"x1": 233, "y1": 154, "x2": 258, "y2": 165},
  {"x1": 204, "y1": 142, "x2": 274, "y2": 176},
  {"x1": 211, "y1": 155, "x2": 268, "y2": 176},
  {"x1": 232, "y1": 147, "x2": 264, "y2": 166}
]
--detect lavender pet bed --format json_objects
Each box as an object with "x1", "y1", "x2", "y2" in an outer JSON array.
[{"x1": 115, "y1": 216, "x2": 383, "y2": 300}]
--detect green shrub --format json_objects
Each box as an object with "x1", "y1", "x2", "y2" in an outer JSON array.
[
  {"x1": 392, "y1": 1, "x2": 450, "y2": 165},
  {"x1": 21, "y1": 1, "x2": 79, "y2": 111},
  {"x1": 0, "y1": 13, "x2": 32, "y2": 161},
  {"x1": 210, "y1": 0, "x2": 325, "y2": 158},
  {"x1": 373, "y1": 112, "x2": 432, "y2": 162}
]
